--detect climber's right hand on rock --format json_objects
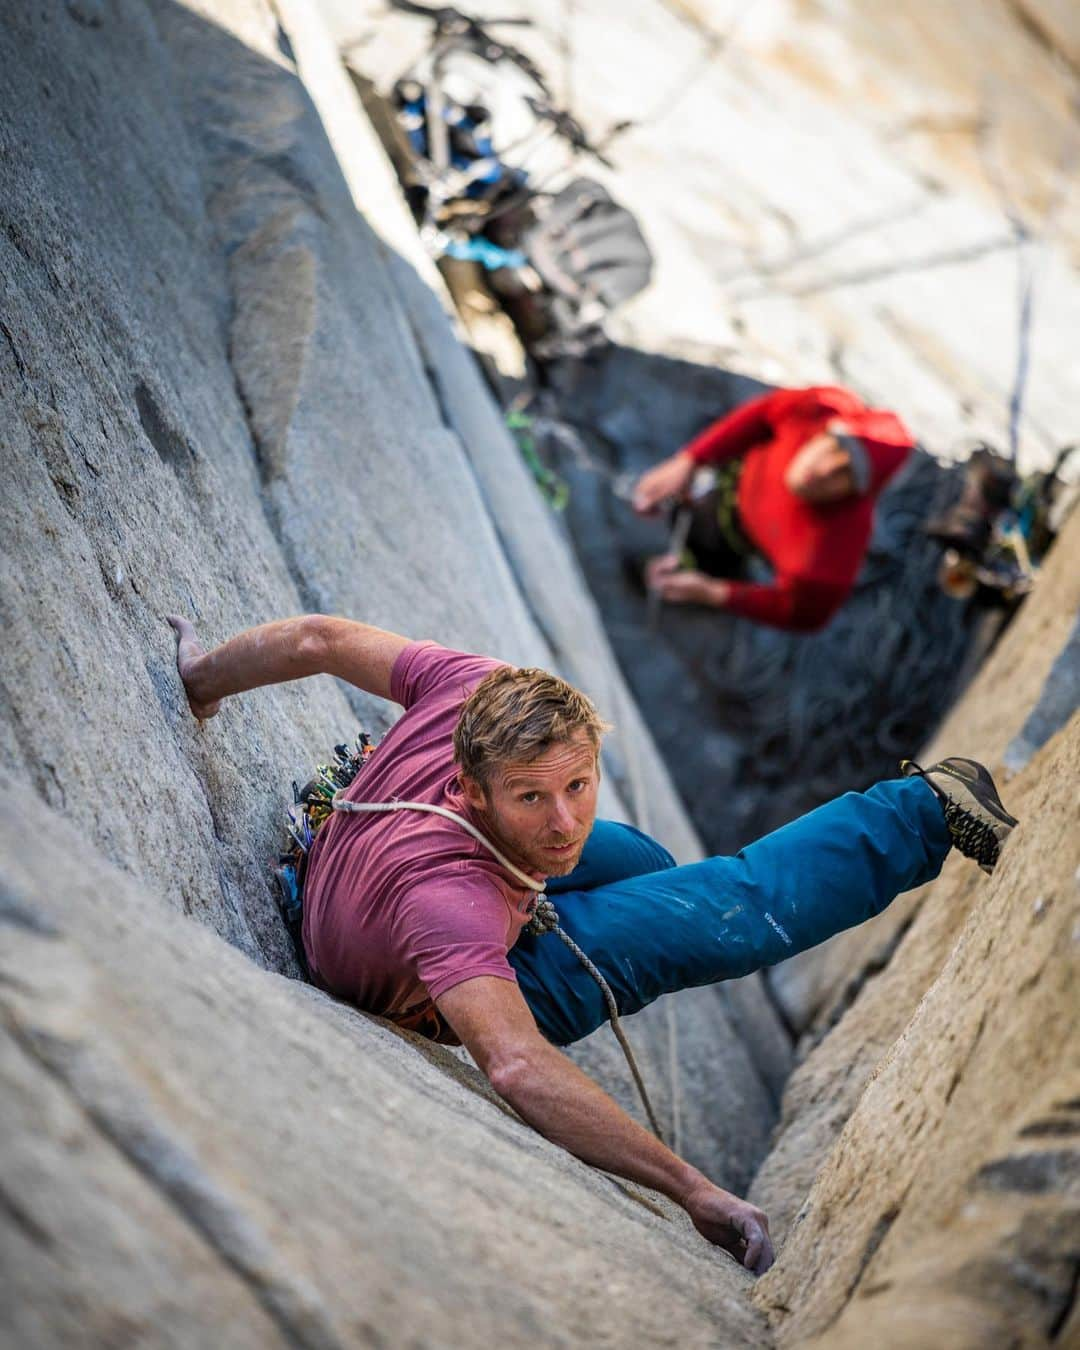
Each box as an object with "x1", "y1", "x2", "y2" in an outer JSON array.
[
  {"x1": 682, "y1": 1181, "x2": 774, "y2": 1275},
  {"x1": 631, "y1": 450, "x2": 695, "y2": 515},
  {"x1": 166, "y1": 614, "x2": 221, "y2": 721}
]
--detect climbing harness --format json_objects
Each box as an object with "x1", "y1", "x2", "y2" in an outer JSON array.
[
  {"x1": 275, "y1": 733, "x2": 379, "y2": 968},
  {"x1": 276, "y1": 734, "x2": 664, "y2": 1140},
  {"x1": 710, "y1": 461, "x2": 753, "y2": 561}
]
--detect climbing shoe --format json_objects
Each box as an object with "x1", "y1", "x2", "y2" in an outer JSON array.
[{"x1": 901, "y1": 757, "x2": 1018, "y2": 875}]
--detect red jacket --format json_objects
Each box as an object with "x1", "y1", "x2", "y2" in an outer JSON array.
[{"x1": 682, "y1": 385, "x2": 913, "y2": 632}]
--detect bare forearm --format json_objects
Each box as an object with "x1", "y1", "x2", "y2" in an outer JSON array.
[
  {"x1": 492, "y1": 1041, "x2": 703, "y2": 1204},
  {"x1": 179, "y1": 614, "x2": 408, "y2": 708},
  {"x1": 494, "y1": 1044, "x2": 773, "y2": 1269},
  {"x1": 438, "y1": 977, "x2": 773, "y2": 1269},
  {"x1": 178, "y1": 616, "x2": 319, "y2": 707}
]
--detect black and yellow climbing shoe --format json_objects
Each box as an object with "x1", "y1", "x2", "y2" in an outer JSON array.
[{"x1": 901, "y1": 757, "x2": 1018, "y2": 875}]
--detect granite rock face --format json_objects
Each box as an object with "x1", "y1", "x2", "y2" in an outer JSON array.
[
  {"x1": 755, "y1": 710, "x2": 1080, "y2": 1348},
  {"x1": 0, "y1": 2, "x2": 788, "y2": 1343},
  {"x1": 0, "y1": 792, "x2": 771, "y2": 1350},
  {"x1": 3, "y1": 1, "x2": 1078, "y2": 1346},
  {"x1": 748, "y1": 506, "x2": 1080, "y2": 1345}
]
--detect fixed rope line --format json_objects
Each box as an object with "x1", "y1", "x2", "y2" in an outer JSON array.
[
  {"x1": 647, "y1": 503, "x2": 693, "y2": 634},
  {"x1": 331, "y1": 795, "x2": 665, "y2": 1141},
  {"x1": 524, "y1": 896, "x2": 664, "y2": 1139},
  {"x1": 559, "y1": 0, "x2": 575, "y2": 138},
  {"x1": 975, "y1": 91, "x2": 1079, "y2": 463},
  {"x1": 1008, "y1": 240, "x2": 1037, "y2": 463}
]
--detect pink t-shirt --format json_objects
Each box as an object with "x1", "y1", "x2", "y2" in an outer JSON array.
[{"x1": 301, "y1": 641, "x2": 539, "y2": 1028}]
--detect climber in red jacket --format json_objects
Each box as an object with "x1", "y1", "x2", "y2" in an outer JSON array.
[{"x1": 632, "y1": 385, "x2": 915, "y2": 632}]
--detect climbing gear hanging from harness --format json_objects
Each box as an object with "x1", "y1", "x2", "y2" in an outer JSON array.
[
  {"x1": 275, "y1": 732, "x2": 378, "y2": 968},
  {"x1": 706, "y1": 461, "x2": 754, "y2": 562},
  {"x1": 276, "y1": 733, "x2": 665, "y2": 1140}
]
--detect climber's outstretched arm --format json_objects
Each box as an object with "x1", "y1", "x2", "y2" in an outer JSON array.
[
  {"x1": 167, "y1": 613, "x2": 410, "y2": 719},
  {"x1": 437, "y1": 975, "x2": 775, "y2": 1274}
]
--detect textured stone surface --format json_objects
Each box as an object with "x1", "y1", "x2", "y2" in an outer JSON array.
[
  {"x1": 0, "y1": 2, "x2": 790, "y2": 1341},
  {"x1": 0, "y1": 794, "x2": 770, "y2": 1349},
  {"x1": 4, "y1": 1, "x2": 1078, "y2": 1344},
  {"x1": 749, "y1": 502, "x2": 1080, "y2": 1242},
  {"x1": 754, "y1": 711, "x2": 1080, "y2": 1346}
]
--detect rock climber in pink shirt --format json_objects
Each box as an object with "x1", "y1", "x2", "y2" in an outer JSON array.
[{"x1": 169, "y1": 611, "x2": 1017, "y2": 1276}]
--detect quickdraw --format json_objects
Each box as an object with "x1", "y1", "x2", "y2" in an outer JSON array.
[{"x1": 274, "y1": 732, "x2": 377, "y2": 954}]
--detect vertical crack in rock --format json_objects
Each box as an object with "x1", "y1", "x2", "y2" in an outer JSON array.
[
  {"x1": 0, "y1": 1176, "x2": 56, "y2": 1253},
  {"x1": 221, "y1": 204, "x2": 326, "y2": 615},
  {"x1": 227, "y1": 208, "x2": 317, "y2": 488},
  {"x1": 804, "y1": 912, "x2": 918, "y2": 1052},
  {"x1": 0, "y1": 316, "x2": 32, "y2": 384},
  {"x1": 754, "y1": 976, "x2": 799, "y2": 1056},
  {"x1": 152, "y1": 5, "x2": 327, "y2": 615},
  {"x1": 400, "y1": 303, "x2": 571, "y2": 665},
  {"x1": 1050, "y1": 1259, "x2": 1080, "y2": 1340},
  {"x1": 1006, "y1": 0, "x2": 1080, "y2": 78},
  {"x1": 7, "y1": 1019, "x2": 345, "y2": 1350},
  {"x1": 408, "y1": 322, "x2": 456, "y2": 436},
  {"x1": 849, "y1": 1204, "x2": 901, "y2": 1297},
  {"x1": 134, "y1": 379, "x2": 196, "y2": 477}
]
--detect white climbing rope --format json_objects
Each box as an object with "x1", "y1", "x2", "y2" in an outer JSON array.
[{"x1": 332, "y1": 795, "x2": 664, "y2": 1140}]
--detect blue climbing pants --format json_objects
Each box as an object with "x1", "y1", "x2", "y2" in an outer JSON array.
[{"x1": 509, "y1": 776, "x2": 950, "y2": 1045}]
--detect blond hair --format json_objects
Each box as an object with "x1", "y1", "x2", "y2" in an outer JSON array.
[{"x1": 453, "y1": 666, "x2": 610, "y2": 787}]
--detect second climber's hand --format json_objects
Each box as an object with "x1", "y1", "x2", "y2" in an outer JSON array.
[
  {"x1": 682, "y1": 1182, "x2": 775, "y2": 1275},
  {"x1": 632, "y1": 450, "x2": 695, "y2": 515},
  {"x1": 646, "y1": 557, "x2": 730, "y2": 608}
]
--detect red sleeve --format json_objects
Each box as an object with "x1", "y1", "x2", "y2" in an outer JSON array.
[
  {"x1": 723, "y1": 576, "x2": 848, "y2": 633},
  {"x1": 681, "y1": 390, "x2": 778, "y2": 466},
  {"x1": 393, "y1": 869, "x2": 519, "y2": 1003},
  {"x1": 390, "y1": 640, "x2": 507, "y2": 711}
]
